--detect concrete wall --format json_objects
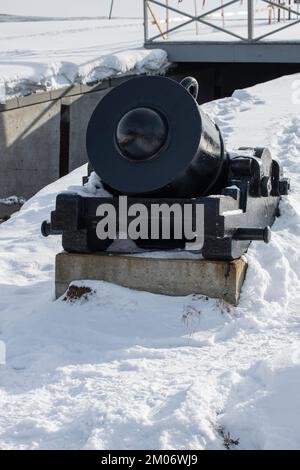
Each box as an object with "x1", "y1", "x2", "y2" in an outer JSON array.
[
  {"x1": 0, "y1": 100, "x2": 61, "y2": 199},
  {"x1": 62, "y1": 88, "x2": 111, "y2": 172},
  {"x1": 0, "y1": 78, "x2": 131, "y2": 200}
]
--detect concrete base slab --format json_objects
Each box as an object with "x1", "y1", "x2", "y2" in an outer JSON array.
[{"x1": 55, "y1": 252, "x2": 247, "y2": 305}]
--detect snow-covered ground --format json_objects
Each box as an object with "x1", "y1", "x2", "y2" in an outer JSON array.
[
  {"x1": 0, "y1": 16, "x2": 168, "y2": 102},
  {"x1": 0, "y1": 73, "x2": 300, "y2": 450},
  {"x1": 1, "y1": 0, "x2": 300, "y2": 102},
  {"x1": 0, "y1": 0, "x2": 168, "y2": 102}
]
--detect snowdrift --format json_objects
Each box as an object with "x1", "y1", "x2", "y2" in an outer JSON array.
[{"x1": 0, "y1": 74, "x2": 300, "y2": 449}]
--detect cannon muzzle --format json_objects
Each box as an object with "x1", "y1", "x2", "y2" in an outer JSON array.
[
  {"x1": 116, "y1": 107, "x2": 168, "y2": 162},
  {"x1": 86, "y1": 76, "x2": 228, "y2": 198}
]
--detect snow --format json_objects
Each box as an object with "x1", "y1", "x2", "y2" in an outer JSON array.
[
  {"x1": 1, "y1": 72, "x2": 300, "y2": 449},
  {"x1": 0, "y1": 196, "x2": 25, "y2": 205},
  {"x1": 1, "y1": 1, "x2": 300, "y2": 102},
  {"x1": 0, "y1": 0, "x2": 144, "y2": 19},
  {"x1": 0, "y1": 15, "x2": 168, "y2": 102}
]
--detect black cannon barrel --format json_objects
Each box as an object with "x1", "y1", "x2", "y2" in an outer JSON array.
[{"x1": 86, "y1": 76, "x2": 228, "y2": 198}]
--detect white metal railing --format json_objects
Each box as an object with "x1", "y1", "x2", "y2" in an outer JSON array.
[{"x1": 143, "y1": 0, "x2": 300, "y2": 42}]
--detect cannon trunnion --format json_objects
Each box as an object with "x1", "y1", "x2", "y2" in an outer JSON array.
[{"x1": 42, "y1": 76, "x2": 289, "y2": 260}]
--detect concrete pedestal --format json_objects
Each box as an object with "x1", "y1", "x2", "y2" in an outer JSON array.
[{"x1": 55, "y1": 251, "x2": 247, "y2": 305}]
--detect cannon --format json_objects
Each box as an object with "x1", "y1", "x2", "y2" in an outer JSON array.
[{"x1": 42, "y1": 75, "x2": 289, "y2": 260}]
